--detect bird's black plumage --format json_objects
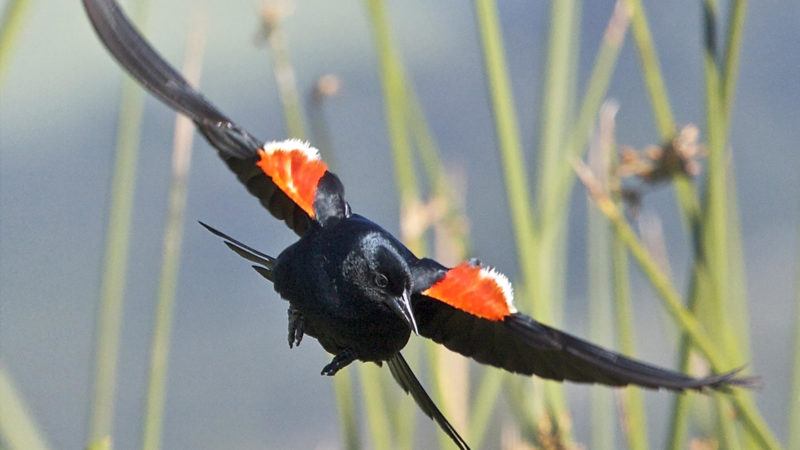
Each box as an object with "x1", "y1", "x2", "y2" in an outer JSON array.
[{"x1": 83, "y1": 1, "x2": 753, "y2": 448}]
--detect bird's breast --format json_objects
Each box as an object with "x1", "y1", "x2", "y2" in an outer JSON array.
[{"x1": 272, "y1": 232, "x2": 411, "y2": 361}]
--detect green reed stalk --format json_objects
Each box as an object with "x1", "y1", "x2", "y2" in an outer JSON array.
[
  {"x1": 140, "y1": 17, "x2": 205, "y2": 450},
  {"x1": 0, "y1": 5, "x2": 45, "y2": 449},
  {"x1": 534, "y1": 1, "x2": 580, "y2": 439},
  {"x1": 0, "y1": 366, "x2": 51, "y2": 450},
  {"x1": 263, "y1": 11, "x2": 364, "y2": 447},
  {"x1": 87, "y1": 2, "x2": 150, "y2": 447},
  {"x1": 365, "y1": 1, "x2": 436, "y2": 448},
  {"x1": 576, "y1": 171, "x2": 782, "y2": 449},
  {"x1": 473, "y1": 0, "x2": 546, "y2": 438},
  {"x1": 588, "y1": 195, "x2": 615, "y2": 450},
  {"x1": 359, "y1": 364, "x2": 393, "y2": 450},
  {"x1": 701, "y1": 2, "x2": 742, "y2": 447},
  {"x1": 0, "y1": 0, "x2": 30, "y2": 84},
  {"x1": 548, "y1": 1, "x2": 629, "y2": 226},
  {"x1": 790, "y1": 237, "x2": 800, "y2": 450},
  {"x1": 612, "y1": 229, "x2": 650, "y2": 450},
  {"x1": 623, "y1": 0, "x2": 701, "y2": 223},
  {"x1": 261, "y1": 6, "x2": 307, "y2": 139}
]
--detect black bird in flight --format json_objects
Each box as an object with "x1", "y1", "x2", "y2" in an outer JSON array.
[{"x1": 84, "y1": 1, "x2": 751, "y2": 448}]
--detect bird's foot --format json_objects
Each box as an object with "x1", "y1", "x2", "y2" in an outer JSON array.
[
  {"x1": 288, "y1": 307, "x2": 304, "y2": 348},
  {"x1": 321, "y1": 351, "x2": 356, "y2": 376}
]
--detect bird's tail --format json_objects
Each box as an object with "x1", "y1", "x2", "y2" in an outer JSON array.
[
  {"x1": 199, "y1": 222, "x2": 275, "y2": 281},
  {"x1": 386, "y1": 353, "x2": 470, "y2": 450}
]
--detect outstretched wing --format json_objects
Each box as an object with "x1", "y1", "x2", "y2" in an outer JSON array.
[
  {"x1": 412, "y1": 260, "x2": 752, "y2": 391},
  {"x1": 387, "y1": 353, "x2": 470, "y2": 450},
  {"x1": 83, "y1": 0, "x2": 348, "y2": 235}
]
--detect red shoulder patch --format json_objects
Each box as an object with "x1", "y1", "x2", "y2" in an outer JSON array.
[
  {"x1": 422, "y1": 262, "x2": 517, "y2": 321},
  {"x1": 256, "y1": 139, "x2": 328, "y2": 218}
]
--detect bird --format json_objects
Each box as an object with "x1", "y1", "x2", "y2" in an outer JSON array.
[{"x1": 83, "y1": 1, "x2": 752, "y2": 448}]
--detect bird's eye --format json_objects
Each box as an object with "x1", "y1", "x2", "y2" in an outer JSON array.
[{"x1": 374, "y1": 273, "x2": 389, "y2": 288}]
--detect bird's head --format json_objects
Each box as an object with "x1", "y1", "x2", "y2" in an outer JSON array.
[{"x1": 343, "y1": 232, "x2": 419, "y2": 334}]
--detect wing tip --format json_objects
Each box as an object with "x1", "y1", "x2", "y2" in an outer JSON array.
[{"x1": 693, "y1": 366, "x2": 761, "y2": 392}]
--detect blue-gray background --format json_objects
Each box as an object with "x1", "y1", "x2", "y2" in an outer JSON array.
[{"x1": 1, "y1": 1, "x2": 798, "y2": 448}]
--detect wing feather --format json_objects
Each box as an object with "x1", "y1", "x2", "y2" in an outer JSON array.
[
  {"x1": 414, "y1": 296, "x2": 751, "y2": 391},
  {"x1": 83, "y1": 0, "x2": 348, "y2": 235}
]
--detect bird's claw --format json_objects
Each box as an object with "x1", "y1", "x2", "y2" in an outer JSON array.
[
  {"x1": 321, "y1": 351, "x2": 356, "y2": 376},
  {"x1": 288, "y1": 307, "x2": 304, "y2": 348}
]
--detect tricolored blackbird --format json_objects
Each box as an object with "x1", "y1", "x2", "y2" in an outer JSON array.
[{"x1": 83, "y1": 1, "x2": 752, "y2": 448}]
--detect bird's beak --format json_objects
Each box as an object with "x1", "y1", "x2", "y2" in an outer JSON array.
[{"x1": 390, "y1": 289, "x2": 419, "y2": 335}]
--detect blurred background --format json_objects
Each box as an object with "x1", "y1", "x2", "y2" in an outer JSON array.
[{"x1": 1, "y1": 0, "x2": 798, "y2": 449}]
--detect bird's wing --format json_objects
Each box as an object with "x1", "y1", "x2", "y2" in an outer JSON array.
[
  {"x1": 386, "y1": 353, "x2": 470, "y2": 450},
  {"x1": 83, "y1": 0, "x2": 348, "y2": 235},
  {"x1": 412, "y1": 260, "x2": 751, "y2": 391}
]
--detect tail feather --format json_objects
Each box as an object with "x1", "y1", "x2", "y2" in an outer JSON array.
[
  {"x1": 198, "y1": 221, "x2": 275, "y2": 274},
  {"x1": 387, "y1": 353, "x2": 470, "y2": 450}
]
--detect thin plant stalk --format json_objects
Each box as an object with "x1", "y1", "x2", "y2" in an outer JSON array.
[
  {"x1": 404, "y1": 91, "x2": 450, "y2": 203},
  {"x1": 665, "y1": 266, "x2": 708, "y2": 450},
  {"x1": 473, "y1": 0, "x2": 547, "y2": 436},
  {"x1": 534, "y1": 0, "x2": 579, "y2": 438},
  {"x1": 504, "y1": 375, "x2": 542, "y2": 442},
  {"x1": 588, "y1": 102, "x2": 645, "y2": 450},
  {"x1": 621, "y1": 14, "x2": 707, "y2": 448},
  {"x1": 263, "y1": 11, "x2": 361, "y2": 446},
  {"x1": 400, "y1": 69, "x2": 469, "y2": 450},
  {"x1": 724, "y1": 167, "x2": 752, "y2": 363},
  {"x1": 0, "y1": 9, "x2": 43, "y2": 449},
  {"x1": 307, "y1": 78, "x2": 361, "y2": 450},
  {"x1": 140, "y1": 16, "x2": 206, "y2": 450},
  {"x1": 0, "y1": 366, "x2": 52, "y2": 450},
  {"x1": 622, "y1": 0, "x2": 701, "y2": 223},
  {"x1": 701, "y1": 2, "x2": 742, "y2": 447},
  {"x1": 668, "y1": 0, "x2": 752, "y2": 446},
  {"x1": 332, "y1": 369, "x2": 360, "y2": 450},
  {"x1": 260, "y1": 3, "x2": 307, "y2": 139},
  {"x1": 364, "y1": 1, "x2": 433, "y2": 448},
  {"x1": 364, "y1": 0, "x2": 420, "y2": 206},
  {"x1": 307, "y1": 74, "x2": 341, "y2": 170},
  {"x1": 612, "y1": 234, "x2": 649, "y2": 450},
  {"x1": 721, "y1": 0, "x2": 747, "y2": 119},
  {"x1": 621, "y1": 0, "x2": 674, "y2": 139},
  {"x1": 537, "y1": 0, "x2": 577, "y2": 225},
  {"x1": 587, "y1": 103, "x2": 617, "y2": 450},
  {"x1": 0, "y1": 0, "x2": 31, "y2": 84},
  {"x1": 575, "y1": 163, "x2": 781, "y2": 449},
  {"x1": 402, "y1": 59, "x2": 503, "y2": 450},
  {"x1": 701, "y1": 0, "x2": 731, "y2": 361},
  {"x1": 358, "y1": 365, "x2": 393, "y2": 450},
  {"x1": 707, "y1": 0, "x2": 753, "y2": 367},
  {"x1": 596, "y1": 103, "x2": 649, "y2": 450},
  {"x1": 790, "y1": 231, "x2": 800, "y2": 450},
  {"x1": 548, "y1": 1, "x2": 630, "y2": 229},
  {"x1": 472, "y1": 0, "x2": 538, "y2": 303},
  {"x1": 87, "y1": 1, "x2": 150, "y2": 446},
  {"x1": 587, "y1": 235, "x2": 614, "y2": 450},
  {"x1": 467, "y1": 371, "x2": 504, "y2": 448}
]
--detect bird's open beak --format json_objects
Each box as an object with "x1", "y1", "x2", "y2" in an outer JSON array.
[{"x1": 390, "y1": 289, "x2": 419, "y2": 335}]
